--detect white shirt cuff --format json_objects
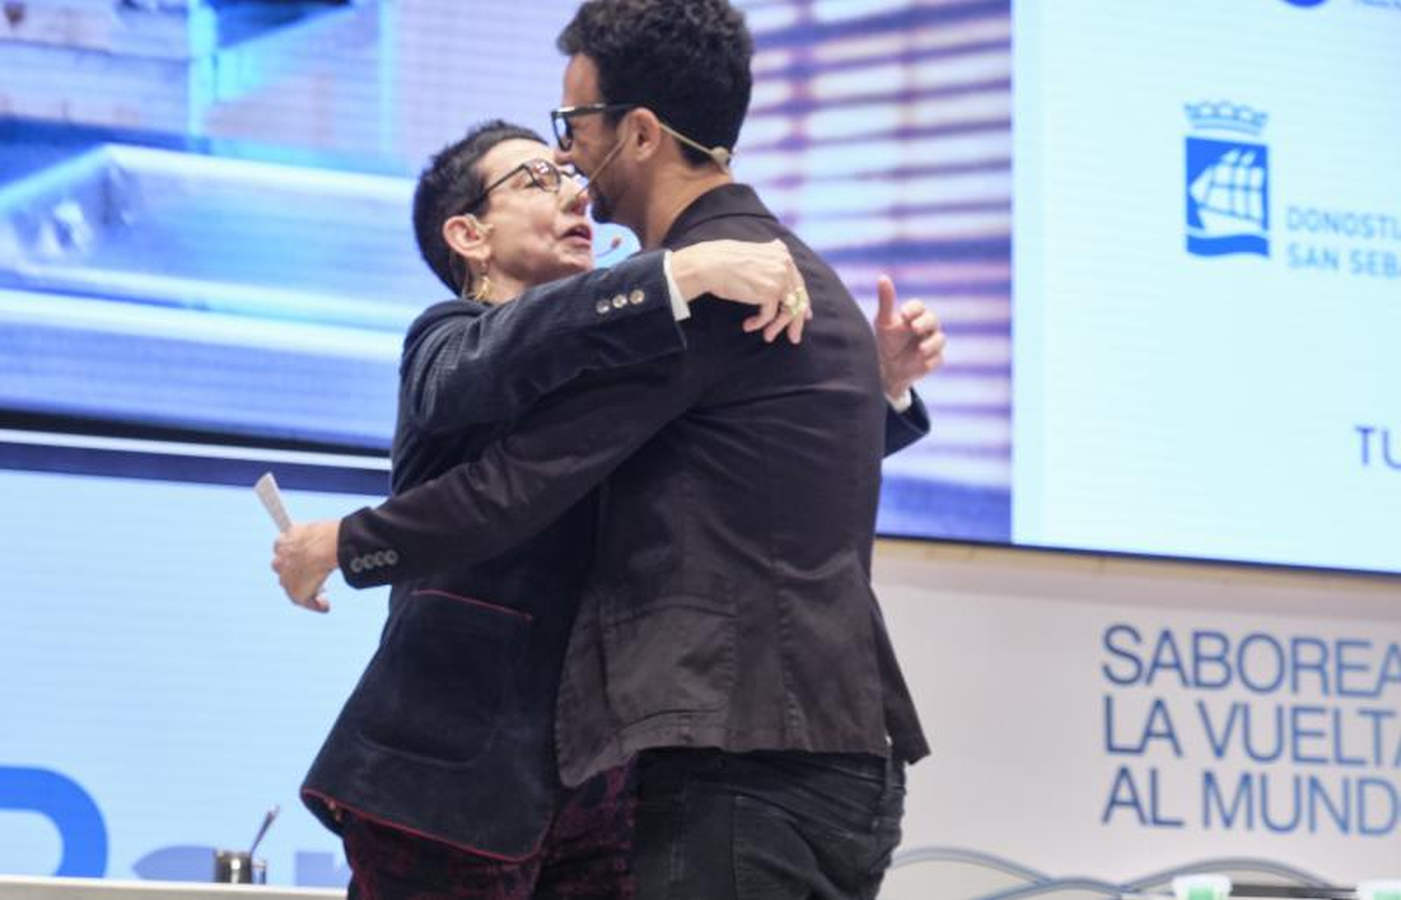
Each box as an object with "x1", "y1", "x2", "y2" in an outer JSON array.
[
  {"x1": 663, "y1": 250, "x2": 690, "y2": 322},
  {"x1": 886, "y1": 388, "x2": 913, "y2": 414}
]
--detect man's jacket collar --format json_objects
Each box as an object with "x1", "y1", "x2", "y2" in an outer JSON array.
[{"x1": 663, "y1": 183, "x2": 777, "y2": 245}]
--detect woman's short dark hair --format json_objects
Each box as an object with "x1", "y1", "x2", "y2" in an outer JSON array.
[
  {"x1": 557, "y1": 0, "x2": 753, "y2": 168},
  {"x1": 412, "y1": 120, "x2": 545, "y2": 294}
]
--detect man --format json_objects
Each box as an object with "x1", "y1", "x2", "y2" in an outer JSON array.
[{"x1": 277, "y1": 2, "x2": 943, "y2": 896}]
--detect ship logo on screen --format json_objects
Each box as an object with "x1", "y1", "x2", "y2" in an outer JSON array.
[{"x1": 1184, "y1": 101, "x2": 1270, "y2": 258}]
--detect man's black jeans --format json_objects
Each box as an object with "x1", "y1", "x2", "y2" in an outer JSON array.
[{"x1": 632, "y1": 748, "x2": 906, "y2": 899}]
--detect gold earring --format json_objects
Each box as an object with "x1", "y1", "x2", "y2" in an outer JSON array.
[{"x1": 472, "y1": 270, "x2": 493, "y2": 302}]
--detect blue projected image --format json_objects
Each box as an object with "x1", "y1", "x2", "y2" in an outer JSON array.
[
  {"x1": 1010, "y1": 0, "x2": 1401, "y2": 575},
  {"x1": 0, "y1": 0, "x2": 1012, "y2": 542}
]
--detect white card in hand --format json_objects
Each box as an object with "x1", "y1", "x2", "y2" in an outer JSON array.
[{"x1": 254, "y1": 472, "x2": 293, "y2": 533}]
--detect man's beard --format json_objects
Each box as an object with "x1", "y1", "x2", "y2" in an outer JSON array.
[
  {"x1": 582, "y1": 134, "x2": 627, "y2": 225},
  {"x1": 589, "y1": 181, "x2": 615, "y2": 223}
]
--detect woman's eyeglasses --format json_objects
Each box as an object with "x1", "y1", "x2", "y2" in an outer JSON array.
[
  {"x1": 549, "y1": 103, "x2": 636, "y2": 151},
  {"x1": 459, "y1": 158, "x2": 568, "y2": 215}
]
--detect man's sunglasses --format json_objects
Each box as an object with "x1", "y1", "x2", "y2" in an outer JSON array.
[{"x1": 550, "y1": 103, "x2": 636, "y2": 151}]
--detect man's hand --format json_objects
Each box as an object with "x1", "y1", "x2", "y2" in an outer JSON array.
[
  {"x1": 271, "y1": 519, "x2": 340, "y2": 613},
  {"x1": 670, "y1": 239, "x2": 812, "y2": 345},
  {"x1": 873, "y1": 275, "x2": 946, "y2": 403}
]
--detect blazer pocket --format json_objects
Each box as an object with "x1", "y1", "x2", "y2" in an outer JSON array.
[
  {"x1": 600, "y1": 593, "x2": 736, "y2": 726},
  {"x1": 354, "y1": 589, "x2": 531, "y2": 765}
]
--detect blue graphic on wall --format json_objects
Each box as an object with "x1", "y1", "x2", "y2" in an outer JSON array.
[
  {"x1": 1184, "y1": 101, "x2": 1270, "y2": 258},
  {"x1": 1, "y1": 762, "x2": 350, "y2": 886},
  {"x1": 0, "y1": 766, "x2": 107, "y2": 876}
]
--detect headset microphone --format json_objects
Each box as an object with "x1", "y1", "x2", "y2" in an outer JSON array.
[
  {"x1": 656, "y1": 121, "x2": 733, "y2": 173},
  {"x1": 597, "y1": 233, "x2": 627, "y2": 263}
]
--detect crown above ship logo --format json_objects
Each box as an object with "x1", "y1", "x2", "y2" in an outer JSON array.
[{"x1": 1184, "y1": 101, "x2": 1268, "y2": 136}]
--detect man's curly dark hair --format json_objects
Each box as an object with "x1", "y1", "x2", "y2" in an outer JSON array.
[
  {"x1": 412, "y1": 120, "x2": 545, "y2": 295},
  {"x1": 557, "y1": 0, "x2": 753, "y2": 168}
]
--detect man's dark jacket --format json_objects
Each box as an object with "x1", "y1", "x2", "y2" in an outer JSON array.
[
  {"x1": 304, "y1": 228, "x2": 929, "y2": 858},
  {"x1": 337, "y1": 184, "x2": 932, "y2": 802}
]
